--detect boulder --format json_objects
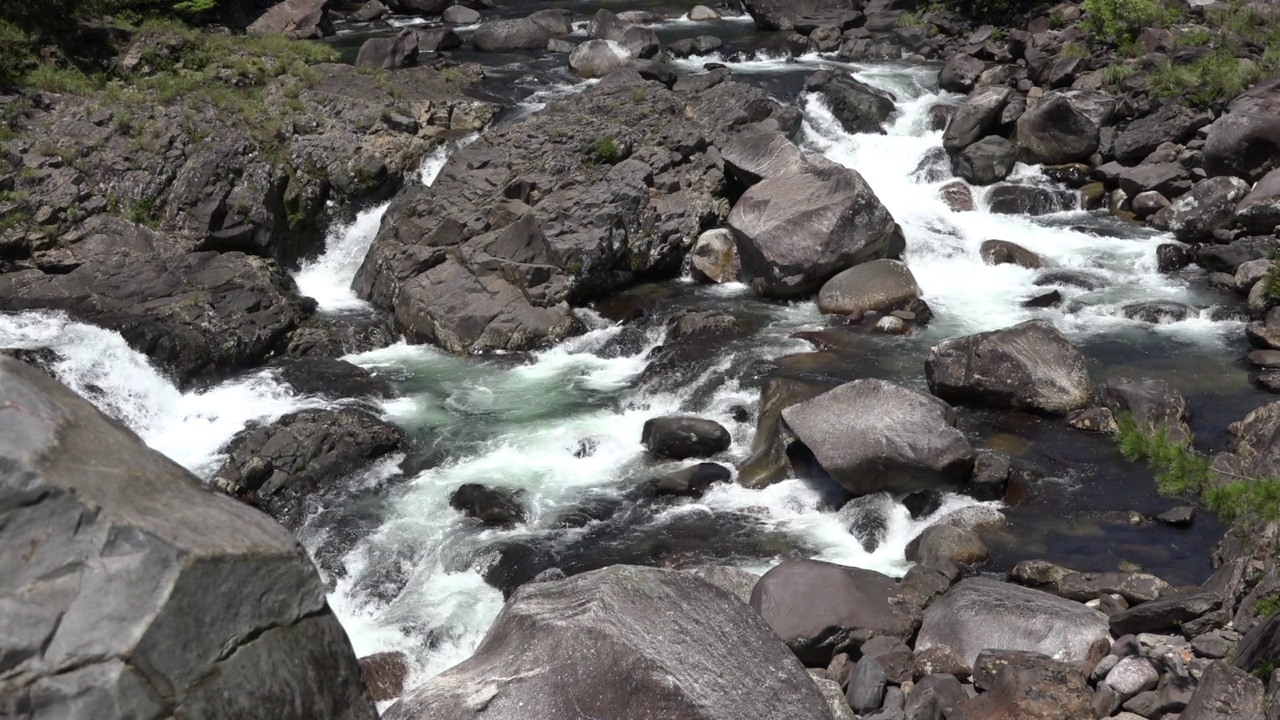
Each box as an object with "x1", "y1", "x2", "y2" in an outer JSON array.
[
  {"x1": 686, "y1": 565, "x2": 759, "y2": 604},
  {"x1": 1196, "y1": 236, "x2": 1280, "y2": 273},
  {"x1": 737, "y1": 378, "x2": 828, "y2": 489},
  {"x1": 384, "y1": 566, "x2": 834, "y2": 719},
  {"x1": 1056, "y1": 571, "x2": 1175, "y2": 605},
  {"x1": 589, "y1": 9, "x2": 659, "y2": 58},
  {"x1": 0, "y1": 358, "x2": 376, "y2": 719},
  {"x1": 952, "y1": 135, "x2": 1017, "y2": 185},
  {"x1": 1237, "y1": 167, "x2": 1280, "y2": 235},
  {"x1": 248, "y1": 0, "x2": 332, "y2": 39},
  {"x1": 1157, "y1": 243, "x2": 1191, "y2": 272},
  {"x1": 742, "y1": 0, "x2": 856, "y2": 30},
  {"x1": 1203, "y1": 77, "x2": 1280, "y2": 182},
  {"x1": 1101, "y1": 376, "x2": 1191, "y2": 445},
  {"x1": 1180, "y1": 661, "x2": 1266, "y2": 720},
  {"x1": 906, "y1": 525, "x2": 990, "y2": 567},
  {"x1": 780, "y1": 379, "x2": 974, "y2": 496},
  {"x1": 653, "y1": 463, "x2": 732, "y2": 498},
  {"x1": 414, "y1": 26, "x2": 462, "y2": 52},
  {"x1": 1166, "y1": 176, "x2": 1251, "y2": 242},
  {"x1": 472, "y1": 17, "x2": 553, "y2": 52},
  {"x1": 351, "y1": 0, "x2": 389, "y2": 22},
  {"x1": 642, "y1": 416, "x2": 732, "y2": 459},
  {"x1": 940, "y1": 180, "x2": 975, "y2": 212},
  {"x1": 720, "y1": 126, "x2": 806, "y2": 188},
  {"x1": 805, "y1": 69, "x2": 897, "y2": 135},
  {"x1": 906, "y1": 674, "x2": 968, "y2": 718},
  {"x1": 442, "y1": 4, "x2": 481, "y2": 24},
  {"x1": 356, "y1": 29, "x2": 420, "y2": 70},
  {"x1": 359, "y1": 652, "x2": 410, "y2": 703},
  {"x1": 985, "y1": 185, "x2": 1076, "y2": 215},
  {"x1": 728, "y1": 160, "x2": 904, "y2": 297},
  {"x1": 952, "y1": 651, "x2": 1093, "y2": 720},
  {"x1": 449, "y1": 483, "x2": 526, "y2": 526},
  {"x1": 689, "y1": 5, "x2": 721, "y2": 21},
  {"x1": 690, "y1": 228, "x2": 740, "y2": 284},
  {"x1": 816, "y1": 259, "x2": 920, "y2": 316},
  {"x1": 915, "y1": 578, "x2": 1111, "y2": 666},
  {"x1": 751, "y1": 559, "x2": 920, "y2": 666},
  {"x1": 980, "y1": 239, "x2": 1043, "y2": 269},
  {"x1": 1117, "y1": 162, "x2": 1192, "y2": 199},
  {"x1": 211, "y1": 408, "x2": 405, "y2": 531},
  {"x1": 925, "y1": 319, "x2": 1092, "y2": 415},
  {"x1": 943, "y1": 86, "x2": 1011, "y2": 152},
  {"x1": 274, "y1": 357, "x2": 392, "y2": 400},
  {"x1": 569, "y1": 39, "x2": 633, "y2": 79},
  {"x1": 1107, "y1": 592, "x2": 1222, "y2": 636},
  {"x1": 1105, "y1": 656, "x2": 1159, "y2": 700},
  {"x1": 667, "y1": 35, "x2": 723, "y2": 58},
  {"x1": 528, "y1": 9, "x2": 573, "y2": 35},
  {"x1": 1122, "y1": 300, "x2": 1197, "y2": 323},
  {"x1": 940, "y1": 54, "x2": 985, "y2": 93},
  {"x1": 1114, "y1": 103, "x2": 1212, "y2": 163},
  {"x1": 1014, "y1": 90, "x2": 1114, "y2": 165}
]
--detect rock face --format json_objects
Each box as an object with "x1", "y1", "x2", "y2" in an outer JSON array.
[
  {"x1": 248, "y1": 0, "x2": 332, "y2": 39},
  {"x1": 1014, "y1": 91, "x2": 1113, "y2": 165},
  {"x1": 915, "y1": 578, "x2": 1111, "y2": 667},
  {"x1": 356, "y1": 78, "x2": 793, "y2": 353},
  {"x1": 925, "y1": 320, "x2": 1092, "y2": 415},
  {"x1": 721, "y1": 125, "x2": 806, "y2": 187},
  {"x1": 742, "y1": 0, "x2": 856, "y2": 30},
  {"x1": 0, "y1": 358, "x2": 376, "y2": 719},
  {"x1": 1203, "y1": 77, "x2": 1280, "y2": 182},
  {"x1": 751, "y1": 559, "x2": 921, "y2": 666},
  {"x1": 384, "y1": 565, "x2": 833, "y2": 719},
  {"x1": 728, "y1": 160, "x2": 904, "y2": 297},
  {"x1": 805, "y1": 69, "x2": 896, "y2": 135},
  {"x1": 817, "y1": 259, "x2": 920, "y2": 316},
  {"x1": 780, "y1": 379, "x2": 974, "y2": 496}
]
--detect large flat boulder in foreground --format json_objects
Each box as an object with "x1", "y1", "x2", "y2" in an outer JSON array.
[
  {"x1": 0, "y1": 358, "x2": 375, "y2": 719},
  {"x1": 385, "y1": 565, "x2": 832, "y2": 720}
]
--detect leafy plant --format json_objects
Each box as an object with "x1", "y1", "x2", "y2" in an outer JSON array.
[
  {"x1": 1082, "y1": 0, "x2": 1178, "y2": 44},
  {"x1": 593, "y1": 136, "x2": 620, "y2": 164}
]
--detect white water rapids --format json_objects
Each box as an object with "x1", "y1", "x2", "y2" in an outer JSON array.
[{"x1": 0, "y1": 57, "x2": 1242, "y2": 702}]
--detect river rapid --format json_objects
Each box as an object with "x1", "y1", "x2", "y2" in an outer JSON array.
[{"x1": 0, "y1": 0, "x2": 1261, "y2": 699}]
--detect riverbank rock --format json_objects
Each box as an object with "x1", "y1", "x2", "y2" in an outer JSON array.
[
  {"x1": 980, "y1": 239, "x2": 1044, "y2": 269},
  {"x1": 642, "y1": 415, "x2": 732, "y2": 459},
  {"x1": 751, "y1": 559, "x2": 921, "y2": 665},
  {"x1": 817, "y1": 258, "x2": 920, "y2": 316},
  {"x1": 1181, "y1": 661, "x2": 1266, "y2": 719},
  {"x1": 907, "y1": 525, "x2": 990, "y2": 568},
  {"x1": 1101, "y1": 376, "x2": 1191, "y2": 445},
  {"x1": 690, "y1": 228, "x2": 740, "y2": 283},
  {"x1": 359, "y1": 652, "x2": 410, "y2": 703},
  {"x1": 728, "y1": 160, "x2": 904, "y2": 297},
  {"x1": 805, "y1": 69, "x2": 896, "y2": 135},
  {"x1": 940, "y1": 54, "x2": 985, "y2": 93},
  {"x1": 1203, "y1": 77, "x2": 1280, "y2": 182},
  {"x1": 742, "y1": 0, "x2": 856, "y2": 30},
  {"x1": 721, "y1": 125, "x2": 806, "y2": 188},
  {"x1": 472, "y1": 17, "x2": 553, "y2": 52},
  {"x1": 0, "y1": 357, "x2": 376, "y2": 719},
  {"x1": 915, "y1": 578, "x2": 1111, "y2": 666},
  {"x1": 953, "y1": 136, "x2": 1017, "y2": 185},
  {"x1": 944, "y1": 86, "x2": 1011, "y2": 152},
  {"x1": 356, "y1": 77, "x2": 794, "y2": 353},
  {"x1": 248, "y1": 0, "x2": 332, "y2": 39},
  {"x1": 384, "y1": 565, "x2": 833, "y2": 719},
  {"x1": 1165, "y1": 176, "x2": 1251, "y2": 242},
  {"x1": 1236, "y1": 168, "x2": 1280, "y2": 235},
  {"x1": 1014, "y1": 90, "x2": 1113, "y2": 165},
  {"x1": 925, "y1": 319, "x2": 1092, "y2": 415},
  {"x1": 952, "y1": 651, "x2": 1093, "y2": 720},
  {"x1": 569, "y1": 39, "x2": 633, "y2": 78},
  {"x1": 212, "y1": 407, "x2": 405, "y2": 531},
  {"x1": 737, "y1": 376, "x2": 828, "y2": 489},
  {"x1": 780, "y1": 379, "x2": 974, "y2": 496}
]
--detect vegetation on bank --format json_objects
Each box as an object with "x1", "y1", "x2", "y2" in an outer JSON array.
[{"x1": 1115, "y1": 413, "x2": 1280, "y2": 528}]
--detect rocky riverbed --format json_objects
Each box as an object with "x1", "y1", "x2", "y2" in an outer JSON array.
[{"x1": 6, "y1": 0, "x2": 1280, "y2": 717}]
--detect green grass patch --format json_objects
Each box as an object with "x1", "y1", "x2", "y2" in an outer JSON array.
[
  {"x1": 1104, "y1": 63, "x2": 1138, "y2": 86},
  {"x1": 593, "y1": 136, "x2": 621, "y2": 164},
  {"x1": 1059, "y1": 41, "x2": 1090, "y2": 59}
]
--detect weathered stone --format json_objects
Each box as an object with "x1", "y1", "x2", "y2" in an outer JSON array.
[
  {"x1": 690, "y1": 228, "x2": 740, "y2": 284},
  {"x1": 359, "y1": 652, "x2": 409, "y2": 703},
  {"x1": 806, "y1": 69, "x2": 897, "y2": 135},
  {"x1": 1237, "y1": 167, "x2": 1280, "y2": 236},
  {"x1": 1203, "y1": 77, "x2": 1280, "y2": 182},
  {"x1": 449, "y1": 484, "x2": 526, "y2": 526},
  {"x1": 568, "y1": 39, "x2": 633, "y2": 79},
  {"x1": 472, "y1": 17, "x2": 553, "y2": 52},
  {"x1": 1105, "y1": 657, "x2": 1159, "y2": 700},
  {"x1": 1014, "y1": 90, "x2": 1113, "y2": 165},
  {"x1": 906, "y1": 525, "x2": 990, "y2": 568},
  {"x1": 1108, "y1": 592, "x2": 1222, "y2": 636},
  {"x1": 1180, "y1": 661, "x2": 1265, "y2": 720},
  {"x1": 817, "y1": 259, "x2": 920, "y2": 316},
  {"x1": 953, "y1": 135, "x2": 1017, "y2": 185},
  {"x1": 641, "y1": 416, "x2": 731, "y2": 460},
  {"x1": 248, "y1": 0, "x2": 332, "y2": 39},
  {"x1": 1101, "y1": 376, "x2": 1191, "y2": 445},
  {"x1": 1166, "y1": 176, "x2": 1251, "y2": 242},
  {"x1": 1115, "y1": 103, "x2": 1212, "y2": 162},
  {"x1": 980, "y1": 240, "x2": 1043, "y2": 269},
  {"x1": 944, "y1": 86, "x2": 1011, "y2": 152},
  {"x1": 954, "y1": 650, "x2": 1093, "y2": 720},
  {"x1": 742, "y1": 0, "x2": 857, "y2": 31},
  {"x1": 940, "y1": 54, "x2": 986, "y2": 93}
]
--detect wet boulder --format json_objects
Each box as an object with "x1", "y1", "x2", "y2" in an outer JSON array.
[
  {"x1": 742, "y1": 0, "x2": 856, "y2": 30},
  {"x1": 943, "y1": 86, "x2": 1011, "y2": 152},
  {"x1": 1107, "y1": 592, "x2": 1222, "y2": 636},
  {"x1": 449, "y1": 484, "x2": 526, "y2": 526},
  {"x1": 1236, "y1": 167, "x2": 1280, "y2": 236},
  {"x1": 985, "y1": 184, "x2": 1076, "y2": 215},
  {"x1": 667, "y1": 35, "x2": 723, "y2": 58},
  {"x1": 385, "y1": 566, "x2": 834, "y2": 719},
  {"x1": 351, "y1": 0, "x2": 389, "y2": 22},
  {"x1": 925, "y1": 319, "x2": 1092, "y2": 415},
  {"x1": 528, "y1": 8, "x2": 573, "y2": 36},
  {"x1": 1203, "y1": 77, "x2": 1280, "y2": 182},
  {"x1": 780, "y1": 379, "x2": 974, "y2": 496},
  {"x1": 1196, "y1": 236, "x2": 1280, "y2": 273},
  {"x1": 737, "y1": 377, "x2": 828, "y2": 489},
  {"x1": 569, "y1": 39, "x2": 633, "y2": 79},
  {"x1": 952, "y1": 135, "x2": 1017, "y2": 185},
  {"x1": 1165, "y1": 176, "x2": 1251, "y2": 242},
  {"x1": 273, "y1": 357, "x2": 392, "y2": 401},
  {"x1": 728, "y1": 160, "x2": 904, "y2": 297},
  {"x1": 472, "y1": 17, "x2": 553, "y2": 52},
  {"x1": 1013, "y1": 90, "x2": 1114, "y2": 165},
  {"x1": 980, "y1": 239, "x2": 1043, "y2": 269},
  {"x1": 442, "y1": 5, "x2": 480, "y2": 24},
  {"x1": 1117, "y1": 161, "x2": 1192, "y2": 199},
  {"x1": 1122, "y1": 300, "x2": 1197, "y2": 323},
  {"x1": 1101, "y1": 376, "x2": 1191, "y2": 445},
  {"x1": 751, "y1": 559, "x2": 921, "y2": 666},
  {"x1": 839, "y1": 493, "x2": 894, "y2": 553},
  {"x1": 816, "y1": 258, "x2": 920, "y2": 316},
  {"x1": 915, "y1": 578, "x2": 1111, "y2": 666},
  {"x1": 642, "y1": 416, "x2": 732, "y2": 459},
  {"x1": 1114, "y1": 103, "x2": 1212, "y2": 163},
  {"x1": 805, "y1": 69, "x2": 897, "y2": 135},
  {"x1": 360, "y1": 652, "x2": 410, "y2": 703},
  {"x1": 653, "y1": 463, "x2": 732, "y2": 498},
  {"x1": 690, "y1": 228, "x2": 740, "y2": 284},
  {"x1": 212, "y1": 407, "x2": 405, "y2": 531},
  {"x1": 939, "y1": 53, "x2": 985, "y2": 93},
  {"x1": 0, "y1": 358, "x2": 377, "y2": 719},
  {"x1": 588, "y1": 9, "x2": 658, "y2": 59}
]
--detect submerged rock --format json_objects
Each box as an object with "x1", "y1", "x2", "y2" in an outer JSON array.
[
  {"x1": 449, "y1": 484, "x2": 526, "y2": 526},
  {"x1": 642, "y1": 416, "x2": 732, "y2": 459},
  {"x1": 805, "y1": 69, "x2": 896, "y2": 135},
  {"x1": 0, "y1": 357, "x2": 376, "y2": 719},
  {"x1": 385, "y1": 566, "x2": 832, "y2": 719}
]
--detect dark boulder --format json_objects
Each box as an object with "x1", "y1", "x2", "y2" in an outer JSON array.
[
  {"x1": 212, "y1": 408, "x2": 405, "y2": 531},
  {"x1": 1013, "y1": 90, "x2": 1114, "y2": 165},
  {"x1": 939, "y1": 54, "x2": 985, "y2": 93},
  {"x1": 751, "y1": 559, "x2": 921, "y2": 666},
  {"x1": 986, "y1": 185, "x2": 1076, "y2": 215},
  {"x1": 385, "y1": 566, "x2": 834, "y2": 719},
  {"x1": 816, "y1": 259, "x2": 920, "y2": 316},
  {"x1": 351, "y1": 0, "x2": 389, "y2": 22},
  {"x1": 1181, "y1": 661, "x2": 1266, "y2": 720},
  {"x1": 1114, "y1": 103, "x2": 1212, "y2": 163},
  {"x1": 1101, "y1": 376, "x2": 1191, "y2": 444},
  {"x1": 667, "y1": 36, "x2": 724, "y2": 58},
  {"x1": 742, "y1": 0, "x2": 856, "y2": 30},
  {"x1": 642, "y1": 416, "x2": 732, "y2": 459},
  {"x1": 359, "y1": 652, "x2": 409, "y2": 703},
  {"x1": 248, "y1": 0, "x2": 333, "y2": 39},
  {"x1": 737, "y1": 377, "x2": 828, "y2": 489},
  {"x1": 1236, "y1": 167, "x2": 1280, "y2": 235},
  {"x1": 1165, "y1": 176, "x2": 1251, "y2": 242},
  {"x1": 1107, "y1": 592, "x2": 1222, "y2": 636},
  {"x1": 356, "y1": 29, "x2": 420, "y2": 70},
  {"x1": 925, "y1": 319, "x2": 1092, "y2": 415},
  {"x1": 728, "y1": 160, "x2": 904, "y2": 297},
  {"x1": 906, "y1": 525, "x2": 989, "y2": 568},
  {"x1": 943, "y1": 86, "x2": 1011, "y2": 152},
  {"x1": 952, "y1": 135, "x2": 1017, "y2": 185},
  {"x1": 720, "y1": 125, "x2": 806, "y2": 188},
  {"x1": 780, "y1": 379, "x2": 974, "y2": 496},
  {"x1": 654, "y1": 463, "x2": 732, "y2": 498},
  {"x1": 1203, "y1": 77, "x2": 1280, "y2": 182},
  {"x1": 449, "y1": 483, "x2": 526, "y2": 526},
  {"x1": 273, "y1": 356, "x2": 392, "y2": 401},
  {"x1": 1157, "y1": 243, "x2": 1191, "y2": 272},
  {"x1": 805, "y1": 69, "x2": 897, "y2": 135},
  {"x1": 980, "y1": 239, "x2": 1043, "y2": 269},
  {"x1": 1196, "y1": 236, "x2": 1280, "y2": 273},
  {"x1": 0, "y1": 358, "x2": 377, "y2": 719}
]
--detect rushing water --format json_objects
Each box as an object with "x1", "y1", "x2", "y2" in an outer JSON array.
[{"x1": 0, "y1": 12, "x2": 1257, "y2": 703}]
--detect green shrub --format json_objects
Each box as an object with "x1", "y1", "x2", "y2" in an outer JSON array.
[
  {"x1": 593, "y1": 136, "x2": 620, "y2": 164},
  {"x1": 1082, "y1": 0, "x2": 1178, "y2": 44},
  {"x1": 1059, "y1": 41, "x2": 1090, "y2": 58},
  {"x1": 1104, "y1": 63, "x2": 1138, "y2": 86}
]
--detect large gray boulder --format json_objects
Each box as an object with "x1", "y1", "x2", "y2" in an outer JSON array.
[
  {"x1": 1181, "y1": 661, "x2": 1265, "y2": 720},
  {"x1": 248, "y1": 0, "x2": 332, "y2": 39},
  {"x1": 1236, "y1": 167, "x2": 1280, "y2": 235},
  {"x1": 721, "y1": 126, "x2": 806, "y2": 187},
  {"x1": 1101, "y1": 376, "x2": 1191, "y2": 445},
  {"x1": 384, "y1": 565, "x2": 833, "y2": 719},
  {"x1": 1165, "y1": 176, "x2": 1251, "y2": 242},
  {"x1": 751, "y1": 559, "x2": 921, "y2": 666},
  {"x1": 925, "y1": 319, "x2": 1092, "y2": 415},
  {"x1": 742, "y1": 0, "x2": 856, "y2": 30},
  {"x1": 472, "y1": 17, "x2": 553, "y2": 52},
  {"x1": 1013, "y1": 90, "x2": 1114, "y2": 165},
  {"x1": 569, "y1": 39, "x2": 633, "y2": 79},
  {"x1": 915, "y1": 578, "x2": 1110, "y2": 667},
  {"x1": 816, "y1": 258, "x2": 920, "y2": 316},
  {"x1": 0, "y1": 358, "x2": 376, "y2": 719},
  {"x1": 943, "y1": 86, "x2": 1011, "y2": 152},
  {"x1": 1114, "y1": 103, "x2": 1212, "y2": 163},
  {"x1": 780, "y1": 379, "x2": 974, "y2": 496},
  {"x1": 1203, "y1": 77, "x2": 1280, "y2": 182},
  {"x1": 952, "y1": 135, "x2": 1017, "y2": 185},
  {"x1": 355, "y1": 29, "x2": 420, "y2": 70},
  {"x1": 589, "y1": 9, "x2": 659, "y2": 59},
  {"x1": 728, "y1": 160, "x2": 904, "y2": 297},
  {"x1": 939, "y1": 54, "x2": 985, "y2": 93},
  {"x1": 805, "y1": 69, "x2": 896, "y2": 135}
]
